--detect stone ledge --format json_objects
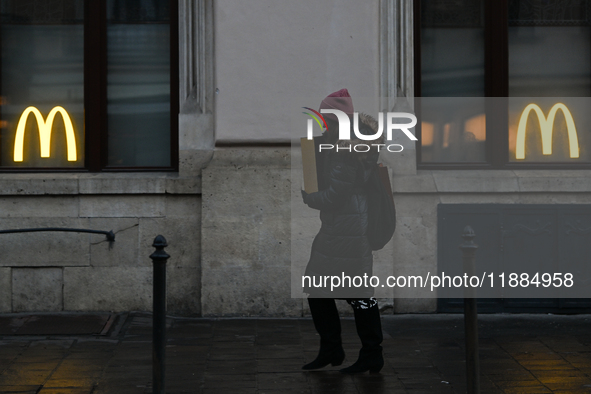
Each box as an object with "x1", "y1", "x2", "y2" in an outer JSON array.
[
  {"x1": 207, "y1": 147, "x2": 290, "y2": 168},
  {"x1": 393, "y1": 170, "x2": 591, "y2": 194},
  {"x1": 0, "y1": 173, "x2": 201, "y2": 195},
  {"x1": 208, "y1": 148, "x2": 591, "y2": 193}
]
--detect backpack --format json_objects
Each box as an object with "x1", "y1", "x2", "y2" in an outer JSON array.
[{"x1": 367, "y1": 164, "x2": 396, "y2": 251}]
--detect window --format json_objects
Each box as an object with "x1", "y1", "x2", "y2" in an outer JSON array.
[
  {"x1": 415, "y1": 0, "x2": 591, "y2": 169},
  {"x1": 0, "y1": 0, "x2": 178, "y2": 171}
]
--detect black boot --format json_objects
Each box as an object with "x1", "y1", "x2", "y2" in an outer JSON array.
[
  {"x1": 340, "y1": 303, "x2": 384, "y2": 374},
  {"x1": 303, "y1": 298, "x2": 345, "y2": 370}
]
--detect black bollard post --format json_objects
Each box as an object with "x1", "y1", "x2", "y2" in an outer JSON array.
[
  {"x1": 460, "y1": 226, "x2": 480, "y2": 394},
  {"x1": 151, "y1": 235, "x2": 170, "y2": 394}
]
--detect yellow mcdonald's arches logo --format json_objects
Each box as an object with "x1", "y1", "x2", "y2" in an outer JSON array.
[
  {"x1": 515, "y1": 103, "x2": 579, "y2": 160},
  {"x1": 13, "y1": 106, "x2": 77, "y2": 162}
]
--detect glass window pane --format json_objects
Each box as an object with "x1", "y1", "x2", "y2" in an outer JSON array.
[
  {"x1": 508, "y1": 1, "x2": 591, "y2": 164},
  {"x1": 509, "y1": 97, "x2": 590, "y2": 163},
  {"x1": 419, "y1": 97, "x2": 487, "y2": 163},
  {"x1": 106, "y1": 0, "x2": 170, "y2": 167},
  {"x1": 0, "y1": 0, "x2": 85, "y2": 168},
  {"x1": 421, "y1": 0, "x2": 485, "y2": 97},
  {"x1": 509, "y1": 0, "x2": 591, "y2": 97}
]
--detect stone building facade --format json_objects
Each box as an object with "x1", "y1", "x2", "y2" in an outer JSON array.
[{"x1": 2, "y1": 0, "x2": 590, "y2": 316}]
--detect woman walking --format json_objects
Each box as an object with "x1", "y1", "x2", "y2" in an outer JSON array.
[{"x1": 301, "y1": 89, "x2": 384, "y2": 374}]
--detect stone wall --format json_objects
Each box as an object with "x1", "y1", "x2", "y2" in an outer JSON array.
[
  {"x1": 201, "y1": 148, "x2": 300, "y2": 316},
  {"x1": 390, "y1": 170, "x2": 591, "y2": 313},
  {"x1": 200, "y1": 147, "x2": 591, "y2": 316},
  {"x1": 0, "y1": 174, "x2": 201, "y2": 315},
  {"x1": 2, "y1": 154, "x2": 590, "y2": 316}
]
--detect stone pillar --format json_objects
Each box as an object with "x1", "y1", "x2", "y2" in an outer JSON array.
[
  {"x1": 178, "y1": 0, "x2": 215, "y2": 176},
  {"x1": 379, "y1": 0, "x2": 416, "y2": 175}
]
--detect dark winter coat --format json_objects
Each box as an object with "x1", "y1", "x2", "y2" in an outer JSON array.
[{"x1": 303, "y1": 114, "x2": 381, "y2": 298}]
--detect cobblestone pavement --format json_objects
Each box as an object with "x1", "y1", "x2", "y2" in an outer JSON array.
[{"x1": 1, "y1": 312, "x2": 591, "y2": 393}]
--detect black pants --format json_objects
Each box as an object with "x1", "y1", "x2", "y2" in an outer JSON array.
[{"x1": 307, "y1": 297, "x2": 381, "y2": 348}]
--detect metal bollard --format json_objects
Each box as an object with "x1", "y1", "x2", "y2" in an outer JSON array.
[
  {"x1": 460, "y1": 226, "x2": 480, "y2": 394},
  {"x1": 151, "y1": 235, "x2": 170, "y2": 394}
]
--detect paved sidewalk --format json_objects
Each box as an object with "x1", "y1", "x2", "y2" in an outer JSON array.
[{"x1": 1, "y1": 312, "x2": 591, "y2": 393}]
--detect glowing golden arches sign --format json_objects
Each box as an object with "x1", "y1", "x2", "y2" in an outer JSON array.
[
  {"x1": 515, "y1": 103, "x2": 579, "y2": 160},
  {"x1": 13, "y1": 106, "x2": 77, "y2": 162}
]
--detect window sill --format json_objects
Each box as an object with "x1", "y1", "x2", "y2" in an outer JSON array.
[
  {"x1": 0, "y1": 173, "x2": 200, "y2": 195},
  {"x1": 393, "y1": 170, "x2": 591, "y2": 194}
]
